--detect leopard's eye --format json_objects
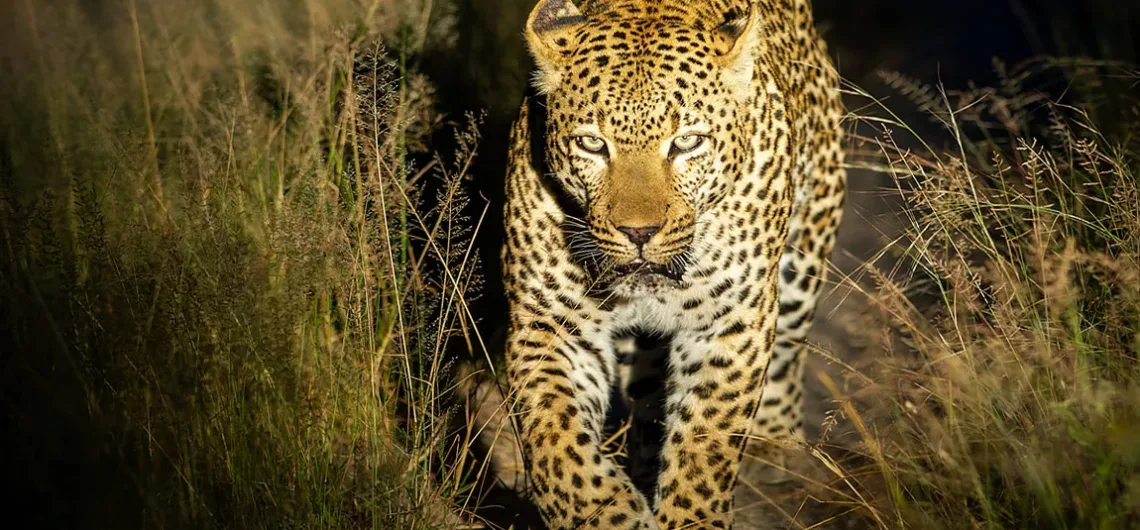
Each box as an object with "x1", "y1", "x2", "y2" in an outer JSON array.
[
  {"x1": 671, "y1": 134, "x2": 706, "y2": 154},
  {"x1": 574, "y1": 135, "x2": 608, "y2": 155}
]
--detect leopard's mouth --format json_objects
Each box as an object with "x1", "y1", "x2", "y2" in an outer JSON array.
[{"x1": 611, "y1": 259, "x2": 684, "y2": 283}]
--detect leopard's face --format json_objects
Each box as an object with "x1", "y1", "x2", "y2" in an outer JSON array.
[{"x1": 531, "y1": 10, "x2": 763, "y2": 290}]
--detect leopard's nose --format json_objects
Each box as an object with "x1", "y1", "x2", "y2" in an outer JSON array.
[{"x1": 616, "y1": 225, "x2": 660, "y2": 246}]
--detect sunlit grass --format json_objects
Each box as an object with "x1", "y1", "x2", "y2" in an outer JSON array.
[
  {"x1": 816, "y1": 61, "x2": 1140, "y2": 529},
  {"x1": 1, "y1": 0, "x2": 480, "y2": 528}
]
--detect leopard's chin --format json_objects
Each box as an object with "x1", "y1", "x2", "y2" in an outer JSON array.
[
  {"x1": 604, "y1": 260, "x2": 684, "y2": 298},
  {"x1": 612, "y1": 260, "x2": 684, "y2": 282}
]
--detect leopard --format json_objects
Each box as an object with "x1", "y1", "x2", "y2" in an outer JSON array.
[{"x1": 499, "y1": 0, "x2": 846, "y2": 528}]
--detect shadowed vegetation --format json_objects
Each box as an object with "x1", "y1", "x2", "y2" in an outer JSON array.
[{"x1": 1, "y1": 0, "x2": 481, "y2": 528}]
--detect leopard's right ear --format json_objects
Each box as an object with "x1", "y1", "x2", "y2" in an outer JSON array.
[{"x1": 525, "y1": 0, "x2": 586, "y2": 93}]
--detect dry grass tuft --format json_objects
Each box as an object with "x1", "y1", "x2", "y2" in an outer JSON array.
[
  {"x1": 1, "y1": 0, "x2": 481, "y2": 528},
  {"x1": 830, "y1": 60, "x2": 1140, "y2": 529}
]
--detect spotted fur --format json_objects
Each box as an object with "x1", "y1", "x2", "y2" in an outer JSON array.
[{"x1": 502, "y1": 1, "x2": 845, "y2": 528}]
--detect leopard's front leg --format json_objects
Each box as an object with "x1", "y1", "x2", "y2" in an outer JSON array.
[
  {"x1": 653, "y1": 257, "x2": 785, "y2": 529},
  {"x1": 507, "y1": 312, "x2": 657, "y2": 529}
]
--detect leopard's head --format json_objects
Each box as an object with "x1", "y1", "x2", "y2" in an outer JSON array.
[{"x1": 525, "y1": 0, "x2": 769, "y2": 285}]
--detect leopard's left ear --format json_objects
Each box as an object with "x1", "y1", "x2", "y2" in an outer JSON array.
[
  {"x1": 525, "y1": 0, "x2": 587, "y2": 93},
  {"x1": 714, "y1": 6, "x2": 760, "y2": 94}
]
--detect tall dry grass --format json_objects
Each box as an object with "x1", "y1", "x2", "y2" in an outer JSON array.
[
  {"x1": 0, "y1": 0, "x2": 483, "y2": 528},
  {"x1": 829, "y1": 61, "x2": 1140, "y2": 529}
]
